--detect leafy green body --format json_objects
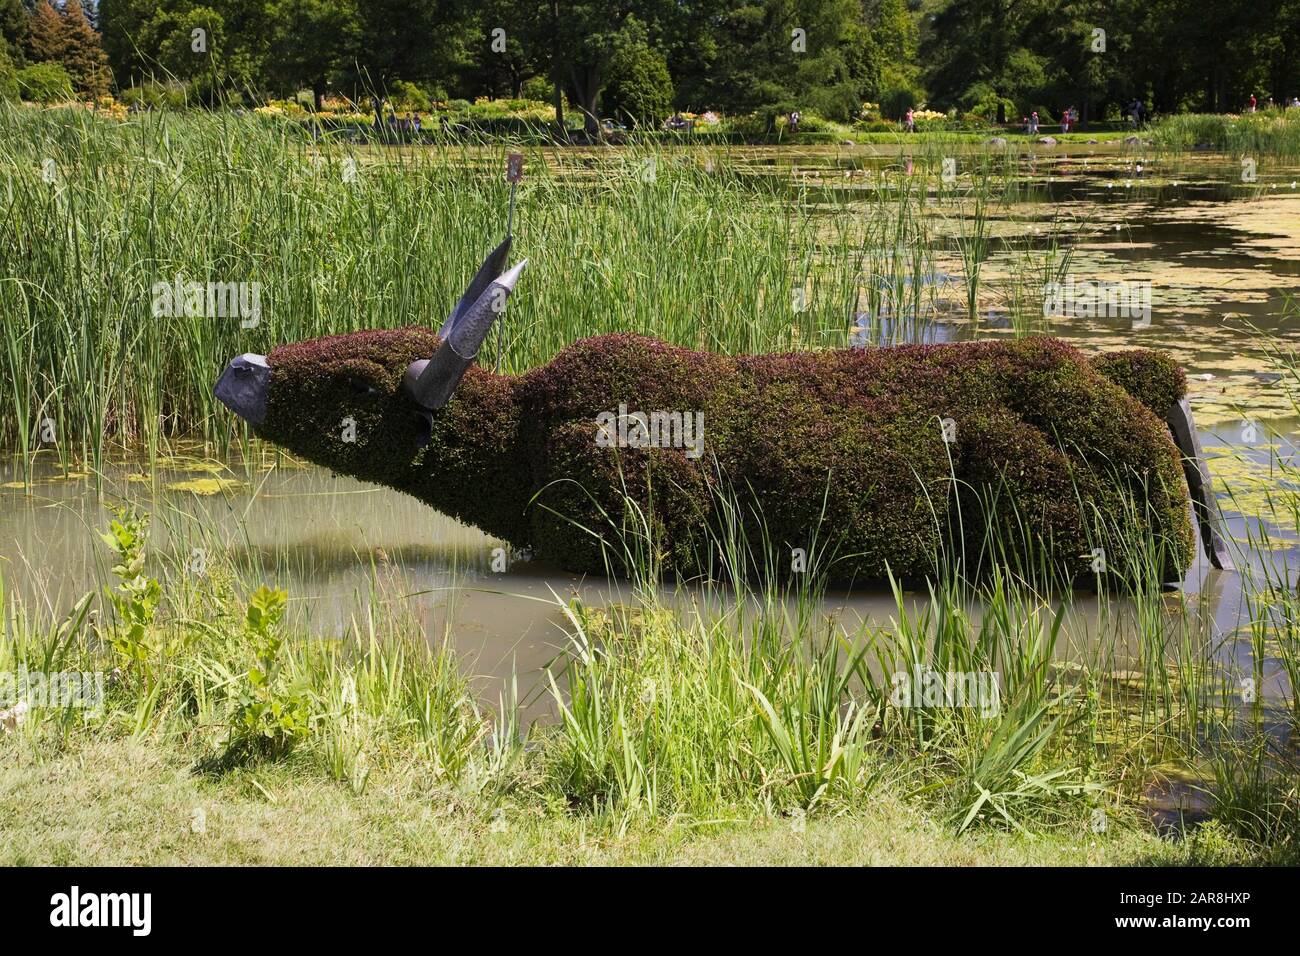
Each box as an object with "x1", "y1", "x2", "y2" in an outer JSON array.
[{"x1": 255, "y1": 329, "x2": 1194, "y2": 583}]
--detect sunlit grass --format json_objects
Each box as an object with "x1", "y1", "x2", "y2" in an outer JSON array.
[
  {"x1": 1149, "y1": 110, "x2": 1300, "y2": 160},
  {"x1": 1, "y1": 440, "x2": 1295, "y2": 860},
  {"x1": 1, "y1": 104, "x2": 1070, "y2": 467}
]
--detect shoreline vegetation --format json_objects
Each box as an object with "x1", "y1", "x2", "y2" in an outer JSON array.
[
  {"x1": 11, "y1": 94, "x2": 1300, "y2": 153},
  {"x1": 2, "y1": 472, "x2": 1299, "y2": 866},
  {"x1": 4, "y1": 105, "x2": 1300, "y2": 467},
  {"x1": 0, "y1": 740, "x2": 1266, "y2": 866}
]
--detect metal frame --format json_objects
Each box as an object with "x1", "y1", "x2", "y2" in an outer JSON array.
[{"x1": 1165, "y1": 398, "x2": 1234, "y2": 571}]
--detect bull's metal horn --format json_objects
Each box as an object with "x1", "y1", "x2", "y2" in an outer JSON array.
[{"x1": 406, "y1": 259, "x2": 528, "y2": 410}]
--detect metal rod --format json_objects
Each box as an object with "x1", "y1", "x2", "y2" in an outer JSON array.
[
  {"x1": 507, "y1": 180, "x2": 517, "y2": 236},
  {"x1": 497, "y1": 180, "x2": 517, "y2": 373}
]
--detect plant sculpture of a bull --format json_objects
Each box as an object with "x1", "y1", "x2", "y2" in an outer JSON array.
[{"x1": 215, "y1": 240, "x2": 1230, "y2": 585}]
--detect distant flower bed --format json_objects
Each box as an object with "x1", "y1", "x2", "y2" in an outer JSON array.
[
  {"x1": 12, "y1": 93, "x2": 1005, "y2": 142},
  {"x1": 18, "y1": 95, "x2": 129, "y2": 121}
]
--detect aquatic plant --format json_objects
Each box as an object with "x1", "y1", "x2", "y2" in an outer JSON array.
[{"x1": 1149, "y1": 110, "x2": 1300, "y2": 159}]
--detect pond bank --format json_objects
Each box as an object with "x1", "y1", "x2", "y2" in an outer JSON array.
[{"x1": 0, "y1": 736, "x2": 1267, "y2": 865}]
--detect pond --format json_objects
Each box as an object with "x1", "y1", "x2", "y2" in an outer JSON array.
[{"x1": 3, "y1": 144, "x2": 1298, "y2": 725}]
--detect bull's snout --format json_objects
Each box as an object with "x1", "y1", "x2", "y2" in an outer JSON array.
[{"x1": 215, "y1": 353, "x2": 270, "y2": 425}]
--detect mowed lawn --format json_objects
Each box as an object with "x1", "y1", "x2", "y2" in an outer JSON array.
[{"x1": 0, "y1": 735, "x2": 1259, "y2": 867}]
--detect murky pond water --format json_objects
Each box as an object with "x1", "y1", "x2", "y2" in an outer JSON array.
[
  {"x1": 1, "y1": 449, "x2": 1289, "y2": 717},
  {"x1": 3, "y1": 145, "x2": 1298, "y2": 720}
]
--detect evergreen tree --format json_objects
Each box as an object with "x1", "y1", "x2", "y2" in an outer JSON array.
[
  {"x1": 61, "y1": 0, "x2": 113, "y2": 97},
  {"x1": 25, "y1": 0, "x2": 65, "y2": 65}
]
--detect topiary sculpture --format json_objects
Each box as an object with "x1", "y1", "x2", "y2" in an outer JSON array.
[{"x1": 215, "y1": 241, "x2": 1229, "y2": 585}]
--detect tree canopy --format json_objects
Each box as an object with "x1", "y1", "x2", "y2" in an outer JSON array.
[{"x1": 0, "y1": 1, "x2": 1294, "y2": 121}]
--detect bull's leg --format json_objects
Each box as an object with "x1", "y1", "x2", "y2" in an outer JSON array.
[{"x1": 1165, "y1": 398, "x2": 1234, "y2": 571}]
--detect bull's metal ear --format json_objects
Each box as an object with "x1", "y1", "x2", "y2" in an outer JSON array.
[
  {"x1": 437, "y1": 237, "x2": 513, "y2": 340},
  {"x1": 405, "y1": 259, "x2": 527, "y2": 410}
]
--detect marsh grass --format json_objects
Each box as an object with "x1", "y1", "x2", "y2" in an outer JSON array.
[
  {"x1": 544, "y1": 597, "x2": 878, "y2": 818},
  {"x1": 2, "y1": 104, "x2": 1065, "y2": 468},
  {"x1": 1150, "y1": 110, "x2": 1300, "y2": 160},
  {"x1": 0, "y1": 106, "x2": 827, "y2": 457}
]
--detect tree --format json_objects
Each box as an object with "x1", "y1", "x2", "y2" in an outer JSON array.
[
  {"x1": 265, "y1": 0, "x2": 358, "y2": 110},
  {"x1": 686, "y1": 0, "x2": 865, "y2": 126},
  {"x1": 345, "y1": 0, "x2": 475, "y2": 111},
  {"x1": 140, "y1": 5, "x2": 227, "y2": 85},
  {"x1": 546, "y1": 2, "x2": 638, "y2": 135},
  {"x1": 841, "y1": 17, "x2": 883, "y2": 103},
  {"x1": 870, "y1": 0, "x2": 916, "y2": 62},
  {"x1": 510, "y1": 1, "x2": 716, "y2": 137},
  {"x1": 99, "y1": 0, "x2": 158, "y2": 86},
  {"x1": 100, "y1": 1, "x2": 274, "y2": 103},
  {"x1": 25, "y1": 0, "x2": 65, "y2": 65},
  {"x1": 200, "y1": 0, "x2": 275, "y2": 97},
  {"x1": 923, "y1": 0, "x2": 1011, "y2": 112},
  {"x1": 460, "y1": 0, "x2": 551, "y2": 99},
  {"x1": 61, "y1": 0, "x2": 113, "y2": 97},
  {"x1": 42, "y1": 0, "x2": 1300, "y2": 123},
  {"x1": 0, "y1": 0, "x2": 27, "y2": 65},
  {"x1": 603, "y1": 34, "x2": 673, "y2": 126}
]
